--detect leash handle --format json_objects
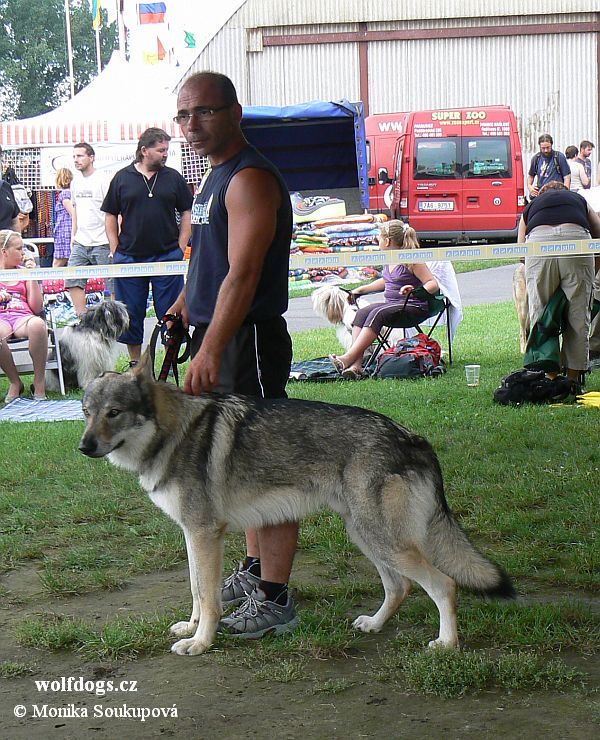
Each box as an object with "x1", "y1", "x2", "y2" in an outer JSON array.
[{"x1": 148, "y1": 314, "x2": 191, "y2": 385}]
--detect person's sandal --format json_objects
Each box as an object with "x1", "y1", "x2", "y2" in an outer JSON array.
[
  {"x1": 329, "y1": 354, "x2": 345, "y2": 374},
  {"x1": 30, "y1": 384, "x2": 47, "y2": 401},
  {"x1": 4, "y1": 381, "x2": 24, "y2": 404}
]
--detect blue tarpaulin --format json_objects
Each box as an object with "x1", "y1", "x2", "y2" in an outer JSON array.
[{"x1": 241, "y1": 100, "x2": 369, "y2": 209}]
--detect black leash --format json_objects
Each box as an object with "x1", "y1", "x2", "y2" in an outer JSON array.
[{"x1": 148, "y1": 314, "x2": 191, "y2": 385}]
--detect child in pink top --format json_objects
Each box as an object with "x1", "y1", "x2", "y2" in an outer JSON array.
[{"x1": 0, "y1": 230, "x2": 48, "y2": 402}]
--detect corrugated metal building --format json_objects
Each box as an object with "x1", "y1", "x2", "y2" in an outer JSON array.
[{"x1": 176, "y1": 0, "x2": 600, "y2": 178}]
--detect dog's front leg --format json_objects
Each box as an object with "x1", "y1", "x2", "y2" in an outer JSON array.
[
  {"x1": 171, "y1": 526, "x2": 225, "y2": 657},
  {"x1": 169, "y1": 529, "x2": 202, "y2": 638}
]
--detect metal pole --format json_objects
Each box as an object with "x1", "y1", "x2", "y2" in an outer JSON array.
[
  {"x1": 64, "y1": 0, "x2": 75, "y2": 98},
  {"x1": 117, "y1": 0, "x2": 127, "y2": 59},
  {"x1": 95, "y1": 26, "x2": 102, "y2": 73}
]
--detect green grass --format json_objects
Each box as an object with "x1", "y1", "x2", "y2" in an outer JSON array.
[
  {"x1": 375, "y1": 647, "x2": 585, "y2": 698},
  {"x1": 0, "y1": 661, "x2": 36, "y2": 678},
  {"x1": 1, "y1": 298, "x2": 599, "y2": 697}
]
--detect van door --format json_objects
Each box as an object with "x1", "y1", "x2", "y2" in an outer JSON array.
[
  {"x1": 368, "y1": 134, "x2": 398, "y2": 212},
  {"x1": 409, "y1": 136, "x2": 462, "y2": 235},
  {"x1": 462, "y1": 136, "x2": 516, "y2": 233}
]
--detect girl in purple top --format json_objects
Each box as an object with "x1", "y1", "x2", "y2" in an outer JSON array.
[
  {"x1": 330, "y1": 220, "x2": 439, "y2": 378},
  {"x1": 52, "y1": 168, "x2": 74, "y2": 267}
]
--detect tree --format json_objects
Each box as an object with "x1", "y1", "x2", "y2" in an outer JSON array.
[{"x1": 0, "y1": 0, "x2": 118, "y2": 120}]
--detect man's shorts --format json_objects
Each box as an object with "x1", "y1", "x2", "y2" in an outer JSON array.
[
  {"x1": 65, "y1": 242, "x2": 112, "y2": 292},
  {"x1": 190, "y1": 316, "x2": 292, "y2": 398}
]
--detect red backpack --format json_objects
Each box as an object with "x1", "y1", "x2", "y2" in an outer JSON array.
[{"x1": 375, "y1": 333, "x2": 444, "y2": 379}]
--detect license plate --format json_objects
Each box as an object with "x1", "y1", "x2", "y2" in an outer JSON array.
[{"x1": 418, "y1": 201, "x2": 454, "y2": 211}]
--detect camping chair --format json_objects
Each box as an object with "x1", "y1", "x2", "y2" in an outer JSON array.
[
  {"x1": 1, "y1": 307, "x2": 65, "y2": 395},
  {"x1": 362, "y1": 287, "x2": 453, "y2": 373}
]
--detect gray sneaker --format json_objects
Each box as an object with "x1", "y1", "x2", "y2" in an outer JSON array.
[
  {"x1": 221, "y1": 562, "x2": 261, "y2": 607},
  {"x1": 218, "y1": 588, "x2": 299, "y2": 639}
]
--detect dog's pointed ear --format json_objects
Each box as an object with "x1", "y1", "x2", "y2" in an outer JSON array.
[{"x1": 131, "y1": 348, "x2": 154, "y2": 380}]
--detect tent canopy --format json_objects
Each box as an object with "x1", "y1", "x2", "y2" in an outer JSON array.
[{"x1": 0, "y1": 54, "x2": 178, "y2": 147}]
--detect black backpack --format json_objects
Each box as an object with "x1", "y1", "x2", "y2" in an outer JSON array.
[{"x1": 493, "y1": 369, "x2": 574, "y2": 405}]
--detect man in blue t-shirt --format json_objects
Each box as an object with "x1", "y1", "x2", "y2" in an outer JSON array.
[{"x1": 527, "y1": 133, "x2": 571, "y2": 198}]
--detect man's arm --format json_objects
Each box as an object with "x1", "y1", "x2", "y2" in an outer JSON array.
[
  {"x1": 563, "y1": 173, "x2": 571, "y2": 189},
  {"x1": 178, "y1": 210, "x2": 191, "y2": 251},
  {"x1": 517, "y1": 215, "x2": 527, "y2": 243},
  {"x1": 104, "y1": 213, "x2": 119, "y2": 255},
  {"x1": 527, "y1": 174, "x2": 538, "y2": 198},
  {"x1": 70, "y1": 201, "x2": 77, "y2": 245},
  {"x1": 184, "y1": 168, "x2": 282, "y2": 395}
]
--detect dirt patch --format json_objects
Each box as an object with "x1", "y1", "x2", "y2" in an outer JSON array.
[{"x1": 1, "y1": 564, "x2": 597, "y2": 739}]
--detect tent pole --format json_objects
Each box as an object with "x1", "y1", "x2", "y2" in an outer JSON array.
[
  {"x1": 117, "y1": 0, "x2": 127, "y2": 59},
  {"x1": 95, "y1": 26, "x2": 102, "y2": 74},
  {"x1": 64, "y1": 0, "x2": 75, "y2": 99}
]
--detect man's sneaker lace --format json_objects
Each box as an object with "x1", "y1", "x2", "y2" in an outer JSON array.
[
  {"x1": 218, "y1": 588, "x2": 299, "y2": 639},
  {"x1": 221, "y1": 562, "x2": 261, "y2": 607}
]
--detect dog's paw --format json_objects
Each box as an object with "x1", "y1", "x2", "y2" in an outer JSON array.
[
  {"x1": 427, "y1": 636, "x2": 459, "y2": 649},
  {"x1": 352, "y1": 615, "x2": 382, "y2": 633},
  {"x1": 170, "y1": 637, "x2": 210, "y2": 656},
  {"x1": 169, "y1": 620, "x2": 197, "y2": 638}
]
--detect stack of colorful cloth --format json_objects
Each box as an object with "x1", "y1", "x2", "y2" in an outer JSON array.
[{"x1": 292, "y1": 213, "x2": 388, "y2": 253}]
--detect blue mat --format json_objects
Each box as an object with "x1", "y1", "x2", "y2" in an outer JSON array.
[{"x1": 0, "y1": 397, "x2": 84, "y2": 422}]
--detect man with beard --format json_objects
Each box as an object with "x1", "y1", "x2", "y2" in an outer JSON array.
[
  {"x1": 102, "y1": 128, "x2": 192, "y2": 366},
  {"x1": 527, "y1": 133, "x2": 571, "y2": 199}
]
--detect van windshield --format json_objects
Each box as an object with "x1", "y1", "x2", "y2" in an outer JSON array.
[
  {"x1": 464, "y1": 137, "x2": 511, "y2": 178},
  {"x1": 414, "y1": 139, "x2": 458, "y2": 179}
]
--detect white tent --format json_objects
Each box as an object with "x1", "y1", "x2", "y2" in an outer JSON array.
[{"x1": 0, "y1": 54, "x2": 179, "y2": 148}]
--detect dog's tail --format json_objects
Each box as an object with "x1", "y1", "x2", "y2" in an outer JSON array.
[{"x1": 425, "y1": 477, "x2": 515, "y2": 599}]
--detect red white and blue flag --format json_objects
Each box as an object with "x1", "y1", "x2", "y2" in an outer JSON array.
[{"x1": 138, "y1": 2, "x2": 166, "y2": 25}]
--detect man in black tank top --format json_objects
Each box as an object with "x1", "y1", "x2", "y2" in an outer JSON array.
[{"x1": 168, "y1": 72, "x2": 298, "y2": 641}]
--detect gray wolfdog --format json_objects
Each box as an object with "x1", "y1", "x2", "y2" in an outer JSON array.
[{"x1": 79, "y1": 354, "x2": 514, "y2": 656}]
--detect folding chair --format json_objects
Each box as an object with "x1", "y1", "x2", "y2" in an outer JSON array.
[
  {"x1": 1, "y1": 308, "x2": 65, "y2": 395},
  {"x1": 362, "y1": 286, "x2": 453, "y2": 373}
]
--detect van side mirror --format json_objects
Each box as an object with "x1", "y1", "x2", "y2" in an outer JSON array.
[{"x1": 378, "y1": 167, "x2": 390, "y2": 184}]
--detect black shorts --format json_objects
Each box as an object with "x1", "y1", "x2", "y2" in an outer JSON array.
[{"x1": 190, "y1": 316, "x2": 292, "y2": 398}]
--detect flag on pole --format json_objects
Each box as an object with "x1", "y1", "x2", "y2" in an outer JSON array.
[
  {"x1": 139, "y1": 2, "x2": 167, "y2": 24},
  {"x1": 184, "y1": 30, "x2": 196, "y2": 49},
  {"x1": 91, "y1": 0, "x2": 102, "y2": 30}
]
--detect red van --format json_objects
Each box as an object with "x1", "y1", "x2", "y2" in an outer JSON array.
[{"x1": 367, "y1": 107, "x2": 525, "y2": 243}]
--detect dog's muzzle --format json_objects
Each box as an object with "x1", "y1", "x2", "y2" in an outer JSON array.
[{"x1": 78, "y1": 435, "x2": 122, "y2": 458}]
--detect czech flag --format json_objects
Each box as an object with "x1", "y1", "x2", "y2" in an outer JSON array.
[
  {"x1": 91, "y1": 0, "x2": 102, "y2": 30},
  {"x1": 139, "y1": 2, "x2": 167, "y2": 24}
]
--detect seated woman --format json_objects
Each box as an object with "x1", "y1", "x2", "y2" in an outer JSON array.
[
  {"x1": 330, "y1": 220, "x2": 439, "y2": 378},
  {"x1": 0, "y1": 230, "x2": 47, "y2": 402}
]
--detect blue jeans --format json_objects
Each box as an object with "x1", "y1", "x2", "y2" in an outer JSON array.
[{"x1": 113, "y1": 247, "x2": 184, "y2": 346}]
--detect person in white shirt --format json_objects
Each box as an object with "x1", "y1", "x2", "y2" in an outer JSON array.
[
  {"x1": 565, "y1": 146, "x2": 589, "y2": 192},
  {"x1": 65, "y1": 143, "x2": 111, "y2": 316}
]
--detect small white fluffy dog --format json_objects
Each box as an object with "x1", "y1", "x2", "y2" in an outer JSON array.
[
  {"x1": 46, "y1": 300, "x2": 130, "y2": 391},
  {"x1": 311, "y1": 284, "x2": 404, "y2": 350}
]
